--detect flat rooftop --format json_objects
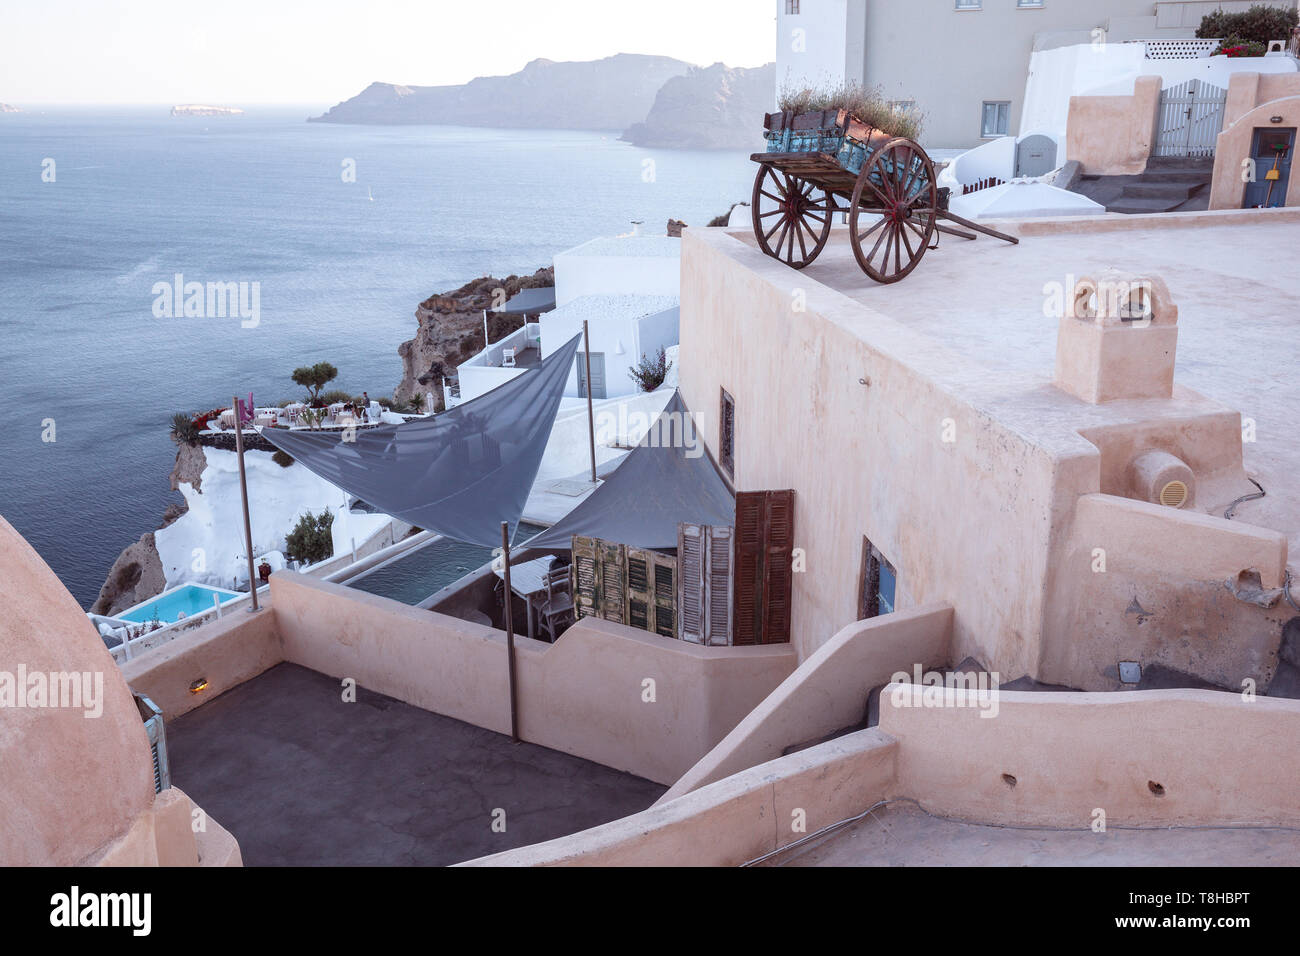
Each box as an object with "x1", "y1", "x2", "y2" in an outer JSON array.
[
  {"x1": 766, "y1": 801, "x2": 1300, "y2": 867},
  {"x1": 167, "y1": 663, "x2": 664, "y2": 865},
  {"x1": 726, "y1": 211, "x2": 1300, "y2": 553}
]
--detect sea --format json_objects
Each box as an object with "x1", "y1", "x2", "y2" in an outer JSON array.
[{"x1": 0, "y1": 106, "x2": 757, "y2": 608}]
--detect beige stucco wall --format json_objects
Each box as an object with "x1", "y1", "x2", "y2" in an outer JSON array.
[
  {"x1": 269, "y1": 573, "x2": 797, "y2": 785},
  {"x1": 1066, "y1": 74, "x2": 1161, "y2": 175},
  {"x1": 0, "y1": 515, "x2": 157, "y2": 866},
  {"x1": 1211, "y1": 73, "x2": 1300, "y2": 210},
  {"x1": 883, "y1": 687, "x2": 1300, "y2": 827},
  {"x1": 678, "y1": 228, "x2": 1070, "y2": 676},
  {"x1": 660, "y1": 603, "x2": 952, "y2": 803}
]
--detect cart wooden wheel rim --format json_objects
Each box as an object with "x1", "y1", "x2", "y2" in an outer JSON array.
[
  {"x1": 751, "y1": 164, "x2": 834, "y2": 270},
  {"x1": 849, "y1": 137, "x2": 938, "y2": 284}
]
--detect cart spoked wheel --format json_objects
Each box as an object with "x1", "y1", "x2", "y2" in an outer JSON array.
[
  {"x1": 849, "y1": 138, "x2": 938, "y2": 284},
  {"x1": 751, "y1": 164, "x2": 834, "y2": 269}
]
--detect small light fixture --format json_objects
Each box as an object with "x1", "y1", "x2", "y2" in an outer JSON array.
[
  {"x1": 1271, "y1": 116, "x2": 1284, "y2": 124},
  {"x1": 1118, "y1": 661, "x2": 1141, "y2": 685},
  {"x1": 614, "y1": 340, "x2": 626, "y2": 355},
  {"x1": 189, "y1": 678, "x2": 209, "y2": 694}
]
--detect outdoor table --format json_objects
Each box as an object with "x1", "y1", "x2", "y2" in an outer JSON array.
[
  {"x1": 492, "y1": 555, "x2": 556, "y2": 642},
  {"x1": 218, "y1": 409, "x2": 236, "y2": 429}
]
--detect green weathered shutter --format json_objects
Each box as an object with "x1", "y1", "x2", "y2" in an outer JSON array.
[
  {"x1": 652, "y1": 551, "x2": 677, "y2": 639},
  {"x1": 626, "y1": 547, "x2": 653, "y2": 631},
  {"x1": 599, "y1": 539, "x2": 627, "y2": 625}
]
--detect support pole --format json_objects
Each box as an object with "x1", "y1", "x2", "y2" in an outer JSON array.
[
  {"x1": 583, "y1": 319, "x2": 597, "y2": 485},
  {"x1": 501, "y1": 521, "x2": 519, "y2": 743},
  {"x1": 233, "y1": 395, "x2": 260, "y2": 612},
  {"x1": 483, "y1": 309, "x2": 490, "y2": 348}
]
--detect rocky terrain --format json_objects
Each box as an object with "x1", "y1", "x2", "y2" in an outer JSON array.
[
  {"x1": 311, "y1": 54, "x2": 689, "y2": 130},
  {"x1": 395, "y1": 267, "x2": 554, "y2": 409},
  {"x1": 622, "y1": 62, "x2": 775, "y2": 150}
]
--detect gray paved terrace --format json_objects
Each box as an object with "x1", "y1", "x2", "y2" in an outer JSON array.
[{"x1": 167, "y1": 663, "x2": 665, "y2": 865}]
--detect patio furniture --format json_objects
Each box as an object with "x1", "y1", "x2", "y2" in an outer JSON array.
[
  {"x1": 502, "y1": 348, "x2": 517, "y2": 368},
  {"x1": 218, "y1": 409, "x2": 237, "y2": 429},
  {"x1": 536, "y1": 564, "x2": 574, "y2": 642},
  {"x1": 492, "y1": 555, "x2": 557, "y2": 642}
]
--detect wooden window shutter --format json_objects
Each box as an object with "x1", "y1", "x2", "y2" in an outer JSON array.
[
  {"x1": 678, "y1": 523, "x2": 706, "y2": 644},
  {"x1": 705, "y1": 525, "x2": 734, "y2": 646},
  {"x1": 572, "y1": 535, "x2": 600, "y2": 620},
  {"x1": 652, "y1": 552, "x2": 677, "y2": 639},
  {"x1": 761, "y1": 490, "x2": 795, "y2": 644},
  {"x1": 733, "y1": 492, "x2": 765, "y2": 646},
  {"x1": 598, "y1": 539, "x2": 627, "y2": 624},
  {"x1": 626, "y1": 547, "x2": 653, "y2": 632}
]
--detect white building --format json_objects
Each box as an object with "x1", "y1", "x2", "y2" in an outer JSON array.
[
  {"x1": 449, "y1": 233, "x2": 682, "y2": 406},
  {"x1": 774, "y1": 0, "x2": 1298, "y2": 149}
]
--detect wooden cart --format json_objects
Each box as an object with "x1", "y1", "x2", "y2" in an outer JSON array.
[{"x1": 751, "y1": 109, "x2": 1017, "y2": 283}]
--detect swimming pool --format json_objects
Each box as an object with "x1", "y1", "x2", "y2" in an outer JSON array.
[
  {"x1": 346, "y1": 523, "x2": 546, "y2": 606},
  {"x1": 117, "y1": 584, "x2": 244, "y2": 624}
]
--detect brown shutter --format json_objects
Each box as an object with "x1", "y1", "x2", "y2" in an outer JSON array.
[
  {"x1": 626, "y1": 547, "x2": 653, "y2": 632},
  {"x1": 761, "y1": 490, "x2": 795, "y2": 644},
  {"x1": 598, "y1": 539, "x2": 627, "y2": 625},
  {"x1": 572, "y1": 535, "x2": 600, "y2": 620},
  {"x1": 678, "y1": 523, "x2": 706, "y2": 644},
  {"x1": 733, "y1": 492, "x2": 765, "y2": 646},
  {"x1": 652, "y1": 552, "x2": 677, "y2": 639},
  {"x1": 705, "y1": 525, "x2": 734, "y2": 646}
]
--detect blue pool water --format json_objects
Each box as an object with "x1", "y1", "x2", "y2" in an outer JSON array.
[
  {"x1": 347, "y1": 523, "x2": 546, "y2": 606},
  {"x1": 117, "y1": 584, "x2": 242, "y2": 624}
]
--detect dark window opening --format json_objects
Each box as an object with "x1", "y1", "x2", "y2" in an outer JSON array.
[
  {"x1": 859, "y1": 537, "x2": 897, "y2": 619},
  {"x1": 719, "y1": 388, "x2": 735, "y2": 478}
]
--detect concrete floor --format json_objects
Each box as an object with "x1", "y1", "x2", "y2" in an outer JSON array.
[
  {"x1": 167, "y1": 663, "x2": 665, "y2": 866},
  {"x1": 769, "y1": 802, "x2": 1300, "y2": 867}
]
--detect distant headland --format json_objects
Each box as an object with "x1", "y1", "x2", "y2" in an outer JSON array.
[{"x1": 0, "y1": 103, "x2": 21, "y2": 113}]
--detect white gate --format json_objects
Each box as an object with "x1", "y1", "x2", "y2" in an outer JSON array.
[{"x1": 1155, "y1": 79, "x2": 1227, "y2": 158}]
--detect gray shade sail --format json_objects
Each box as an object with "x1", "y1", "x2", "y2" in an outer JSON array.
[
  {"x1": 262, "y1": 333, "x2": 582, "y2": 547},
  {"x1": 498, "y1": 287, "x2": 556, "y2": 315},
  {"x1": 527, "y1": 390, "x2": 735, "y2": 552}
]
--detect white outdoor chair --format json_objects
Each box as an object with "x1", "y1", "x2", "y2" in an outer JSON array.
[{"x1": 502, "y1": 348, "x2": 516, "y2": 368}]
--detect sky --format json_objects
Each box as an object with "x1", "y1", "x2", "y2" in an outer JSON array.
[{"x1": 0, "y1": 0, "x2": 776, "y2": 106}]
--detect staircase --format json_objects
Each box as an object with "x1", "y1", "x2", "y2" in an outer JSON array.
[{"x1": 1074, "y1": 157, "x2": 1215, "y2": 215}]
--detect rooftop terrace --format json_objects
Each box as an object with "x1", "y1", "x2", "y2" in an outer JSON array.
[{"x1": 167, "y1": 662, "x2": 665, "y2": 865}]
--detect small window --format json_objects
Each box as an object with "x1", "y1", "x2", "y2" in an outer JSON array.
[
  {"x1": 1017, "y1": 0, "x2": 1043, "y2": 6},
  {"x1": 955, "y1": 0, "x2": 981, "y2": 9},
  {"x1": 889, "y1": 99, "x2": 916, "y2": 114},
  {"x1": 981, "y1": 101, "x2": 1011, "y2": 138},
  {"x1": 719, "y1": 388, "x2": 735, "y2": 478},
  {"x1": 858, "y1": 537, "x2": 897, "y2": 619},
  {"x1": 785, "y1": 0, "x2": 800, "y2": 14}
]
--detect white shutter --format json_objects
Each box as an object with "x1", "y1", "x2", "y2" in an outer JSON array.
[
  {"x1": 705, "y1": 525, "x2": 734, "y2": 646},
  {"x1": 678, "y1": 523, "x2": 705, "y2": 644}
]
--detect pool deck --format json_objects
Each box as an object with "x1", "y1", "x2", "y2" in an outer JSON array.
[{"x1": 166, "y1": 662, "x2": 665, "y2": 865}]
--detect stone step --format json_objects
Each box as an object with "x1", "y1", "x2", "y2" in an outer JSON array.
[
  {"x1": 1143, "y1": 171, "x2": 1213, "y2": 184},
  {"x1": 1122, "y1": 182, "x2": 1200, "y2": 200},
  {"x1": 1108, "y1": 197, "x2": 1185, "y2": 214}
]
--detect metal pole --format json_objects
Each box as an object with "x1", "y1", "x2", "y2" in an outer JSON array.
[
  {"x1": 582, "y1": 319, "x2": 597, "y2": 485},
  {"x1": 501, "y1": 521, "x2": 519, "y2": 743},
  {"x1": 233, "y1": 395, "x2": 260, "y2": 612},
  {"x1": 483, "y1": 309, "x2": 490, "y2": 348}
]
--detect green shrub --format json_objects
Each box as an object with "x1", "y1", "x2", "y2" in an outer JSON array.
[
  {"x1": 284, "y1": 510, "x2": 334, "y2": 565},
  {"x1": 318, "y1": 389, "x2": 354, "y2": 406},
  {"x1": 628, "y1": 347, "x2": 672, "y2": 392},
  {"x1": 1198, "y1": 5, "x2": 1297, "y2": 45},
  {"x1": 170, "y1": 412, "x2": 199, "y2": 446},
  {"x1": 271, "y1": 450, "x2": 294, "y2": 468}
]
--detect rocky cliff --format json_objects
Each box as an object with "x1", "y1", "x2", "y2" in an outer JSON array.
[
  {"x1": 621, "y1": 62, "x2": 774, "y2": 150},
  {"x1": 395, "y1": 268, "x2": 554, "y2": 409},
  {"x1": 311, "y1": 53, "x2": 690, "y2": 129}
]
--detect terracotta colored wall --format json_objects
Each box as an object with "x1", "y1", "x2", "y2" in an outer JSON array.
[
  {"x1": 121, "y1": 607, "x2": 282, "y2": 720},
  {"x1": 465, "y1": 729, "x2": 898, "y2": 867},
  {"x1": 1044, "y1": 493, "x2": 1289, "y2": 690},
  {"x1": 269, "y1": 573, "x2": 797, "y2": 785},
  {"x1": 0, "y1": 516, "x2": 155, "y2": 866},
  {"x1": 1211, "y1": 92, "x2": 1300, "y2": 210},
  {"x1": 882, "y1": 688, "x2": 1300, "y2": 827},
  {"x1": 678, "y1": 228, "x2": 1070, "y2": 676},
  {"x1": 660, "y1": 603, "x2": 952, "y2": 803},
  {"x1": 1066, "y1": 75, "x2": 1161, "y2": 175}
]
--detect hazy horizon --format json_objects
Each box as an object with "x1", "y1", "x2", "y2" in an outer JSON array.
[{"x1": 0, "y1": 0, "x2": 774, "y2": 106}]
